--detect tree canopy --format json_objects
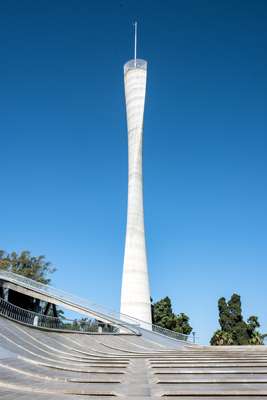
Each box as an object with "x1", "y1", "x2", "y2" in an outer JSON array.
[
  {"x1": 152, "y1": 296, "x2": 193, "y2": 335},
  {"x1": 210, "y1": 293, "x2": 263, "y2": 345},
  {"x1": 0, "y1": 250, "x2": 55, "y2": 284}
]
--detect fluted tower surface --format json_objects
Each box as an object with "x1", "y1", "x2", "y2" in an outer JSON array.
[{"x1": 120, "y1": 59, "x2": 152, "y2": 326}]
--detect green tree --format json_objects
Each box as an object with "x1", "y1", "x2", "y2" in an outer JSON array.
[
  {"x1": 175, "y1": 313, "x2": 193, "y2": 335},
  {"x1": 210, "y1": 330, "x2": 234, "y2": 346},
  {"x1": 153, "y1": 296, "x2": 176, "y2": 330},
  {"x1": 218, "y1": 297, "x2": 231, "y2": 332},
  {"x1": 247, "y1": 315, "x2": 260, "y2": 334},
  {"x1": 211, "y1": 293, "x2": 263, "y2": 345},
  {"x1": 249, "y1": 331, "x2": 263, "y2": 345},
  {"x1": 152, "y1": 297, "x2": 192, "y2": 335},
  {"x1": 0, "y1": 250, "x2": 55, "y2": 284}
]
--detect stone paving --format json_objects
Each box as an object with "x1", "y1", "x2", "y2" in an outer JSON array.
[{"x1": 1, "y1": 316, "x2": 267, "y2": 398}]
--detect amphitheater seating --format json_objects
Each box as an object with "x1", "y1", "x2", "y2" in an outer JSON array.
[{"x1": 1, "y1": 316, "x2": 267, "y2": 399}]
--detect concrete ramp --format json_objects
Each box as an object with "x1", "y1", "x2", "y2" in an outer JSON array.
[{"x1": 0, "y1": 270, "x2": 193, "y2": 344}]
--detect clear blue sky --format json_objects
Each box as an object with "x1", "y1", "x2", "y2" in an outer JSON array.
[{"x1": 0, "y1": 0, "x2": 266, "y2": 344}]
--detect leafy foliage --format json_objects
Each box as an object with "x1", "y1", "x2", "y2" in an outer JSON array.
[
  {"x1": 175, "y1": 312, "x2": 193, "y2": 335},
  {"x1": 211, "y1": 293, "x2": 263, "y2": 346},
  {"x1": 210, "y1": 330, "x2": 234, "y2": 346},
  {"x1": 249, "y1": 331, "x2": 263, "y2": 345},
  {"x1": 247, "y1": 315, "x2": 260, "y2": 334},
  {"x1": 0, "y1": 250, "x2": 56, "y2": 284},
  {"x1": 152, "y1": 296, "x2": 193, "y2": 335}
]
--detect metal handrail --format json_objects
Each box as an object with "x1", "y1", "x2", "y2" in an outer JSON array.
[
  {"x1": 0, "y1": 297, "x2": 61, "y2": 329},
  {"x1": 151, "y1": 325, "x2": 194, "y2": 342},
  {"x1": 0, "y1": 298, "x2": 118, "y2": 333},
  {"x1": 0, "y1": 270, "x2": 195, "y2": 342},
  {"x1": 0, "y1": 270, "x2": 138, "y2": 332}
]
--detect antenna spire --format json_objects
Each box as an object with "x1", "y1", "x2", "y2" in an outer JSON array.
[{"x1": 134, "y1": 21, "x2": 137, "y2": 66}]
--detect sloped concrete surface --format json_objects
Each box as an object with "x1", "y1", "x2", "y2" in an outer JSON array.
[{"x1": 1, "y1": 317, "x2": 267, "y2": 398}]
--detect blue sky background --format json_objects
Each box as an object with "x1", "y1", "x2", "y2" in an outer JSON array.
[{"x1": 0, "y1": 0, "x2": 266, "y2": 344}]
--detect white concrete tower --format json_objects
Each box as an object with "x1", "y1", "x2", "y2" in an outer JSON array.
[{"x1": 120, "y1": 23, "x2": 152, "y2": 326}]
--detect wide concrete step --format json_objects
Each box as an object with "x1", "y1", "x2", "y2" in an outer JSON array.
[{"x1": 151, "y1": 364, "x2": 267, "y2": 368}]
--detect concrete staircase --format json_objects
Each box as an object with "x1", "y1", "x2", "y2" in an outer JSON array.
[{"x1": 1, "y1": 316, "x2": 267, "y2": 399}]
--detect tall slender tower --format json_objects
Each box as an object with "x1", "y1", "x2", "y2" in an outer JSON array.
[{"x1": 120, "y1": 23, "x2": 152, "y2": 326}]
